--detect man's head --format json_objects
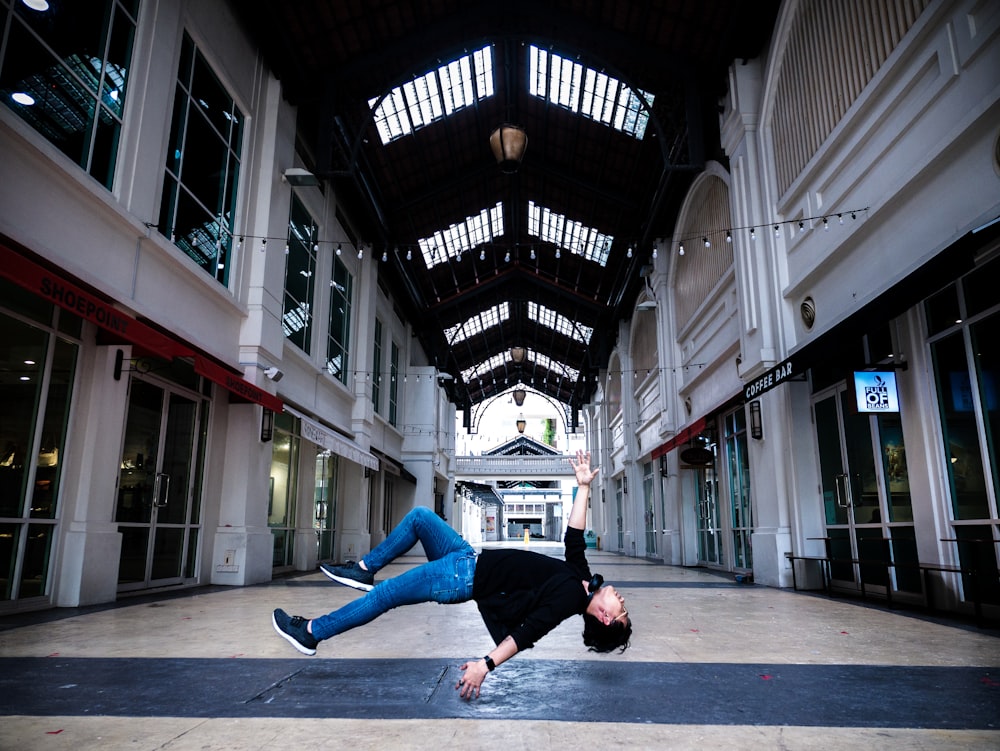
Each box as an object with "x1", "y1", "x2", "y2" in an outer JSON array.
[{"x1": 582, "y1": 582, "x2": 632, "y2": 653}]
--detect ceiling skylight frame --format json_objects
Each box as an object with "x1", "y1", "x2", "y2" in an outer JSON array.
[
  {"x1": 369, "y1": 45, "x2": 494, "y2": 144},
  {"x1": 528, "y1": 45, "x2": 652, "y2": 140},
  {"x1": 528, "y1": 302, "x2": 593, "y2": 344},
  {"x1": 419, "y1": 201, "x2": 504, "y2": 267},
  {"x1": 462, "y1": 352, "x2": 508, "y2": 384},
  {"x1": 527, "y1": 201, "x2": 612, "y2": 266},
  {"x1": 445, "y1": 302, "x2": 511, "y2": 345}
]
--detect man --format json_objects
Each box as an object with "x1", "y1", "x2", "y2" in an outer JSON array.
[{"x1": 272, "y1": 449, "x2": 631, "y2": 699}]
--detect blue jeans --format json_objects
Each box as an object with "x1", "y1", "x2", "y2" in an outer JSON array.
[{"x1": 310, "y1": 506, "x2": 476, "y2": 641}]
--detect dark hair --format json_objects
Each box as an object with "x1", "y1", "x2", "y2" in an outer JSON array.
[{"x1": 581, "y1": 612, "x2": 632, "y2": 653}]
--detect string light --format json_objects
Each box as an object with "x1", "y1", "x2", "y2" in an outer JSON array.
[{"x1": 212, "y1": 207, "x2": 866, "y2": 271}]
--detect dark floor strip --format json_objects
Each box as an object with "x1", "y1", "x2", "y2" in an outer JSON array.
[{"x1": 1, "y1": 657, "x2": 997, "y2": 728}]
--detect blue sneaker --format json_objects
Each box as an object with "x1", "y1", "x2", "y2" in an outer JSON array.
[
  {"x1": 320, "y1": 561, "x2": 375, "y2": 591},
  {"x1": 272, "y1": 608, "x2": 318, "y2": 655}
]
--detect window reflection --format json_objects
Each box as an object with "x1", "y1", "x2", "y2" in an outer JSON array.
[{"x1": 0, "y1": 0, "x2": 138, "y2": 189}]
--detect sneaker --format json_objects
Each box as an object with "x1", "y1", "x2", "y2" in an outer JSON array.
[
  {"x1": 320, "y1": 561, "x2": 375, "y2": 591},
  {"x1": 272, "y1": 608, "x2": 318, "y2": 655}
]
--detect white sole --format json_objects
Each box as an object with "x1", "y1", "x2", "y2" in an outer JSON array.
[
  {"x1": 320, "y1": 566, "x2": 374, "y2": 591},
  {"x1": 271, "y1": 612, "x2": 316, "y2": 655}
]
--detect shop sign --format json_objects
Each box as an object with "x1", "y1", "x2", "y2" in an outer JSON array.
[
  {"x1": 853, "y1": 371, "x2": 900, "y2": 413},
  {"x1": 743, "y1": 359, "x2": 799, "y2": 400}
]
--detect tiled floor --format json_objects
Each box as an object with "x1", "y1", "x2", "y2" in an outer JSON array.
[{"x1": 1, "y1": 543, "x2": 998, "y2": 750}]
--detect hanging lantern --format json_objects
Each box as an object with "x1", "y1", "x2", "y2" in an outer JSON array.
[
  {"x1": 489, "y1": 125, "x2": 528, "y2": 173},
  {"x1": 513, "y1": 387, "x2": 526, "y2": 406}
]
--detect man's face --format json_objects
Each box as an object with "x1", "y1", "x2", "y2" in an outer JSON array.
[{"x1": 594, "y1": 584, "x2": 628, "y2": 626}]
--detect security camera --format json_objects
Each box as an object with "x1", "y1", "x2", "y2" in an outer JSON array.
[{"x1": 263, "y1": 366, "x2": 284, "y2": 382}]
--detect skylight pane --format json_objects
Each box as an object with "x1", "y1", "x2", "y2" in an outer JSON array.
[
  {"x1": 528, "y1": 45, "x2": 546, "y2": 98},
  {"x1": 419, "y1": 202, "x2": 504, "y2": 267},
  {"x1": 473, "y1": 46, "x2": 495, "y2": 98},
  {"x1": 371, "y1": 46, "x2": 493, "y2": 143}
]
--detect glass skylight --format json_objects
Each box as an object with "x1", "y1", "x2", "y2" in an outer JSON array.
[
  {"x1": 528, "y1": 45, "x2": 652, "y2": 140},
  {"x1": 370, "y1": 45, "x2": 494, "y2": 144},
  {"x1": 528, "y1": 302, "x2": 593, "y2": 344},
  {"x1": 528, "y1": 201, "x2": 611, "y2": 265},
  {"x1": 445, "y1": 303, "x2": 510, "y2": 345},
  {"x1": 419, "y1": 202, "x2": 504, "y2": 267},
  {"x1": 534, "y1": 351, "x2": 580, "y2": 382},
  {"x1": 462, "y1": 352, "x2": 508, "y2": 384}
]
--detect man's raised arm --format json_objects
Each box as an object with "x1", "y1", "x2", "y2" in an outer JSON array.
[{"x1": 567, "y1": 449, "x2": 599, "y2": 530}]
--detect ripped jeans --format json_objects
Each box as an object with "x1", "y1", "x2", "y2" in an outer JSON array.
[{"x1": 310, "y1": 506, "x2": 477, "y2": 641}]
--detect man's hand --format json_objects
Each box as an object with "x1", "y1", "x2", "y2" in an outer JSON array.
[
  {"x1": 569, "y1": 449, "x2": 599, "y2": 487},
  {"x1": 455, "y1": 659, "x2": 489, "y2": 700}
]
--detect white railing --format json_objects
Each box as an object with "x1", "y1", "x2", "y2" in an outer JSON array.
[{"x1": 455, "y1": 454, "x2": 575, "y2": 478}]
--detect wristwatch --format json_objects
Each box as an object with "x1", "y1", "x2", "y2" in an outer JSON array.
[{"x1": 483, "y1": 655, "x2": 496, "y2": 671}]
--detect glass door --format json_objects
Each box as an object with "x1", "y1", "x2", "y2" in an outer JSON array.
[
  {"x1": 643, "y1": 461, "x2": 657, "y2": 556},
  {"x1": 813, "y1": 385, "x2": 889, "y2": 595},
  {"x1": 116, "y1": 378, "x2": 204, "y2": 591},
  {"x1": 314, "y1": 451, "x2": 337, "y2": 562},
  {"x1": 695, "y1": 465, "x2": 723, "y2": 567},
  {"x1": 725, "y1": 408, "x2": 753, "y2": 571}
]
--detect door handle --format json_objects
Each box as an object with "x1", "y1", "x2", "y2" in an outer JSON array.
[
  {"x1": 834, "y1": 473, "x2": 851, "y2": 508},
  {"x1": 152, "y1": 473, "x2": 170, "y2": 508}
]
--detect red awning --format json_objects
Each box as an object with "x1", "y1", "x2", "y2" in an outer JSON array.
[
  {"x1": 651, "y1": 416, "x2": 708, "y2": 459},
  {"x1": 2, "y1": 241, "x2": 282, "y2": 413},
  {"x1": 0, "y1": 242, "x2": 192, "y2": 361},
  {"x1": 194, "y1": 357, "x2": 283, "y2": 413}
]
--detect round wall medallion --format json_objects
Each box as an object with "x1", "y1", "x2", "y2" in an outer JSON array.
[{"x1": 800, "y1": 296, "x2": 816, "y2": 330}]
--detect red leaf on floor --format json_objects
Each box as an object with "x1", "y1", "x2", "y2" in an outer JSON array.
[
  {"x1": 47, "y1": 653, "x2": 59, "y2": 657},
  {"x1": 46, "y1": 730, "x2": 64, "y2": 735},
  {"x1": 840, "y1": 631, "x2": 849, "y2": 634},
  {"x1": 689, "y1": 629, "x2": 699, "y2": 632},
  {"x1": 759, "y1": 674, "x2": 773, "y2": 680},
  {"x1": 182, "y1": 616, "x2": 192, "y2": 620},
  {"x1": 980, "y1": 676, "x2": 1000, "y2": 687},
  {"x1": 230, "y1": 653, "x2": 245, "y2": 658}
]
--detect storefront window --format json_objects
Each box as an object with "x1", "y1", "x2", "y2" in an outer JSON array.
[
  {"x1": 0, "y1": 306, "x2": 78, "y2": 601},
  {"x1": 930, "y1": 332, "x2": 990, "y2": 519}
]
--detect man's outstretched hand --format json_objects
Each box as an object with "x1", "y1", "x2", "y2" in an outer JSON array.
[
  {"x1": 569, "y1": 449, "x2": 599, "y2": 486},
  {"x1": 455, "y1": 659, "x2": 489, "y2": 700}
]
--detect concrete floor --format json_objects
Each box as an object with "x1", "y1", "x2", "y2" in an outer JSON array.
[{"x1": 1, "y1": 543, "x2": 998, "y2": 750}]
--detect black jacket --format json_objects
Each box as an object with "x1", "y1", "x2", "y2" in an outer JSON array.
[{"x1": 472, "y1": 526, "x2": 592, "y2": 650}]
